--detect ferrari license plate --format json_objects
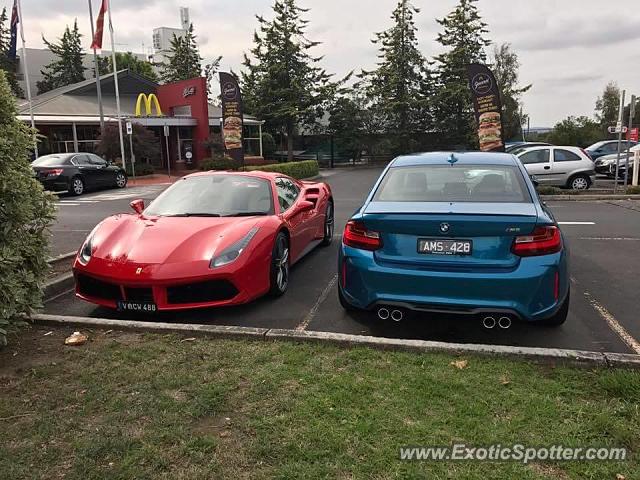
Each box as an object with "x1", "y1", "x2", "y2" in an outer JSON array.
[
  {"x1": 418, "y1": 238, "x2": 472, "y2": 256},
  {"x1": 117, "y1": 301, "x2": 158, "y2": 313}
]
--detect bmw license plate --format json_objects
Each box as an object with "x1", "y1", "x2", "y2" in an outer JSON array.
[
  {"x1": 418, "y1": 238, "x2": 472, "y2": 256},
  {"x1": 117, "y1": 301, "x2": 158, "y2": 313}
]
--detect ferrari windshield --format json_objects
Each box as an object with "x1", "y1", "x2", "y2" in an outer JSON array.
[{"x1": 144, "y1": 175, "x2": 274, "y2": 217}]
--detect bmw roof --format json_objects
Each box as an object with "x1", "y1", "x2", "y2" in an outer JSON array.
[{"x1": 391, "y1": 151, "x2": 518, "y2": 167}]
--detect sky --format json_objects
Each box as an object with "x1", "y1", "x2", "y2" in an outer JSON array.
[{"x1": 13, "y1": 0, "x2": 640, "y2": 127}]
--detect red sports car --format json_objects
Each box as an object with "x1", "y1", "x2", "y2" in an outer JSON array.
[{"x1": 72, "y1": 171, "x2": 334, "y2": 312}]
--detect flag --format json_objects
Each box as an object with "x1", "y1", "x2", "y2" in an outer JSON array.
[
  {"x1": 90, "y1": 0, "x2": 108, "y2": 50},
  {"x1": 8, "y1": 0, "x2": 18, "y2": 60}
]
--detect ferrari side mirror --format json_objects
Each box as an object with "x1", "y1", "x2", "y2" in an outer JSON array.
[{"x1": 130, "y1": 199, "x2": 145, "y2": 214}]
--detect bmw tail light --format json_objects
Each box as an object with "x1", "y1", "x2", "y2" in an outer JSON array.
[
  {"x1": 342, "y1": 221, "x2": 382, "y2": 251},
  {"x1": 512, "y1": 226, "x2": 562, "y2": 257},
  {"x1": 44, "y1": 168, "x2": 64, "y2": 177}
]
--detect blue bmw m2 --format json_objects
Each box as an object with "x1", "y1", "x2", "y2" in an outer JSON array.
[{"x1": 338, "y1": 152, "x2": 569, "y2": 327}]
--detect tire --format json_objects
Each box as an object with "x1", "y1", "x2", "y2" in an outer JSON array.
[
  {"x1": 70, "y1": 176, "x2": 84, "y2": 196},
  {"x1": 539, "y1": 288, "x2": 570, "y2": 326},
  {"x1": 115, "y1": 171, "x2": 127, "y2": 189},
  {"x1": 338, "y1": 286, "x2": 357, "y2": 312},
  {"x1": 269, "y1": 232, "x2": 290, "y2": 296},
  {"x1": 568, "y1": 174, "x2": 590, "y2": 190},
  {"x1": 320, "y1": 200, "x2": 334, "y2": 246}
]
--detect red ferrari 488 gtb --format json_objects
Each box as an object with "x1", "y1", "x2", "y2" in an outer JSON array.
[{"x1": 72, "y1": 171, "x2": 334, "y2": 312}]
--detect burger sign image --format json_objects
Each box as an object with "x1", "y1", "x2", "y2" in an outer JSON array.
[
  {"x1": 478, "y1": 111, "x2": 503, "y2": 152},
  {"x1": 223, "y1": 116, "x2": 243, "y2": 150}
]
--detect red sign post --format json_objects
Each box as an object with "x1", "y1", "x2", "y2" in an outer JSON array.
[{"x1": 628, "y1": 128, "x2": 639, "y2": 143}]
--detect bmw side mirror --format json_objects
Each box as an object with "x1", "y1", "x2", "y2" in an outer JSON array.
[{"x1": 130, "y1": 199, "x2": 145, "y2": 214}]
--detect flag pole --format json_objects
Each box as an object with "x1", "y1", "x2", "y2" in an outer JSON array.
[
  {"x1": 106, "y1": 0, "x2": 126, "y2": 172},
  {"x1": 88, "y1": 0, "x2": 105, "y2": 132},
  {"x1": 16, "y1": 0, "x2": 38, "y2": 159}
]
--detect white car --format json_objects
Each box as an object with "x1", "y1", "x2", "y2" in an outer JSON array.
[
  {"x1": 512, "y1": 145, "x2": 596, "y2": 190},
  {"x1": 594, "y1": 144, "x2": 640, "y2": 176}
]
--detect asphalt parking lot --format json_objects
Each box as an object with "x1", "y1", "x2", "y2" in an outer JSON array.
[{"x1": 44, "y1": 168, "x2": 640, "y2": 355}]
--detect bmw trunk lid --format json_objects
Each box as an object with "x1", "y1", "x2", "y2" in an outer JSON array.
[{"x1": 362, "y1": 201, "x2": 539, "y2": 271}]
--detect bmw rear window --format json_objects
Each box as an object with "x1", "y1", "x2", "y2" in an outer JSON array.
[{"x1": 373, "y1": 165, "x2": 532, "y2": 203}]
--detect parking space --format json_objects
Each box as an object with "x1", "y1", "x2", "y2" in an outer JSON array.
[{"x1": 44, "y1": 167, "x2": 640, "y2": 354}]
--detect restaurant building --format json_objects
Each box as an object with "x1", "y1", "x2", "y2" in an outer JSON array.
[{"x1": 17, "y1": 70, "x2": 265, "y2": 170}]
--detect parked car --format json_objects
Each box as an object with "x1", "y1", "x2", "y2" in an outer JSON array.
[
  {"x1": 338, "y1": 152, "x2": 569, "y2": 326},
  {"x1": 594, "y1": 144, "x2": 640, "y2": 176},
  {"x1": 73, "y1": 171, "x2": 334, "y2": 312},
  {"x1": 504, "y1": 142, "x2": 552, "y2": 154},
  {"x1": 514, "y1": 146, "x2": 595, "y2": 190},
  {"x1": 585, "y1": 140, "x2": 637, "y2": 160},
  {"x1": 31, "y1": 153, "x2": 127, "y2": 195}
]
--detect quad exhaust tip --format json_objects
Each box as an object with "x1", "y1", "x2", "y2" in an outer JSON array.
[
  {"x1": 498, "y1": 316, "x2": 512, "y2": 329},
  {"x1": 377, "y1": 308, "x2": 390, "y2": 320},
  {"x1": 482, "y1": 316, "x2": 496, "y2": 329},
  {"x1": 377, "y1": 307, "x2": 404, "y2": 322},
  {"x1": 390, "y1": 309, "x2": 403, "y2": 322}
]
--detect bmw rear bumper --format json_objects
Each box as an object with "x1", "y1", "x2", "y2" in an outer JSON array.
[{"x1": 339, "y1": 245, "x2": 569, "y2": 322}]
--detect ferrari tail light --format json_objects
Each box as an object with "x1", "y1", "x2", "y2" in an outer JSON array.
[
  {"x1": 512, "y1": 226, "x2": 562, "y2": 257},
  {"x1": 342, "y1": 220, "x2": 382, "y2": 251}
]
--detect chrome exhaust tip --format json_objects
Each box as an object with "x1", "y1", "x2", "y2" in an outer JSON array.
[
  {"x1": 482, "y1": 316, "x2": 496, "y2": 329},
  {"x1": 377, "y1": 308, "x2": 390, "y2": 320},
  {"x1": 390, "y1": 309, "x2": 403, "y2": 322},
  {"x1": 498, "y1": 316, "x2": 512, "y2": 329}
]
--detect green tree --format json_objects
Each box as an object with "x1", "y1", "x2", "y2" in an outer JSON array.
[
  {"x1": 432, "y1": 0, "x2": 491, "y2": 148},
  {"x1": 543, "y1": 116, "x2": 601, "y2": 147},
  {"x1": 595, "y1": 81, "x2": 620, "y2": 136},
  {"x1": 0, "y1": 7, "x2": 24, "y2": 97},
  {"x1": 327, "y1": 94, "x2": 365, "y2": 160},
  {"x1": 96, "y1": 123, "x2": 160, "y2": 164},
  {"x1": 0, "y1": 70, "x2": 55, "y2": 346},
  {"x1": 491, "y1": 43, "x2": 531, "y2": 141},
  {"x1": 358, "y1": 0, "x2": 432, "y2": 153},
  {"x1": 37, "y1": 20, "x2": 85, "y2": 94},
  {"x1": 242, "y1": 0, "x2": 340, "y2": 161},
  {"x1": 101, "y1": 52, "x2": 158, "y2": 82}
]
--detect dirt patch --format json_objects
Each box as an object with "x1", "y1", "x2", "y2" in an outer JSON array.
[{"x1": 528, "y1": 462, "x2": 570, "y2": 479}]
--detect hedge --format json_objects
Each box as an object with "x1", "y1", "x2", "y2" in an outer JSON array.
[{"x1": 245, "y1": 160, "x2": 319, "y2": 179}]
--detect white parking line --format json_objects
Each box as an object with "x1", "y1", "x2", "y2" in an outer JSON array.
[
  {"x1": 584, "y1": 291, "x2": 640, "y2": 355},
  {"x1": 296, "y1": 274, "x2": 338, "y2": 331},
  {"x1": 558, "y1": 222, "x2": 595, "y2": 225}
]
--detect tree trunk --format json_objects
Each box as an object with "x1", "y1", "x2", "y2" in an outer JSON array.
[{"x1": 287, "y1": 120, "x2": 294, "y2": 162}]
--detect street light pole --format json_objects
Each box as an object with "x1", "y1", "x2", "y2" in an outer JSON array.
[
  {"x1": 625, "y1": 95, "x2": 636, "y2": 187},
  {"x1": 614, "y1": 90, "x2": 625, "y2": 194}
]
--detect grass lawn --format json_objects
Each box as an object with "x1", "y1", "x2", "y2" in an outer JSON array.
[{"x1": 1, "y1": 325, "x2": 639, "y2": 480}]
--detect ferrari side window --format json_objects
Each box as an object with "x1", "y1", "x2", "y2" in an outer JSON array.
[{"x1": 276, "y1": 178, "x2": 299, "y2": 212}]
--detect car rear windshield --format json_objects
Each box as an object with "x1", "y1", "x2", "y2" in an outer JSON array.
[
  {"x1": 32, "y1": 155, "x2": 71, "y2": 167},
  {"x1": 373, "y1": 165, "x2": 532, "y2": 203},
  {"x1": 144, "y1": 175, "x2": 274, "y2": 217}
]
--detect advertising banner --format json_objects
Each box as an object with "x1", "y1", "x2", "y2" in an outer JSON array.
[
  {"x1": 467, "y1": 63, "x2": 505, "y2": 152},
  {"x1": 627, "y1": 127, "x2": 639, "y2": 143},
  {"x1": 219, "y1": 72, "x2": 245, "y2": 165}
]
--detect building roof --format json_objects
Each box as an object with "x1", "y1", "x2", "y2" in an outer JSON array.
[{"x1": 18, "y1": 70, "x2": 260, "y2": 124}]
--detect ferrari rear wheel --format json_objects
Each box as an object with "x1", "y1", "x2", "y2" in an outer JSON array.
[
  {"x1": 269, "y1": 232, "x2": 290, "y2": 296},
  {"x1": 320, "y1": 201, "x2": 334, "y2": 246}
]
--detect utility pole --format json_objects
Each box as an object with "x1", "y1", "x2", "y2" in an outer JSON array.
[
  {"x1": 625, "y1": 95, "x2": 636, "y2": 187},
  {"x1": 613, "y1": 89, "x2": 625, "y2": 193}
]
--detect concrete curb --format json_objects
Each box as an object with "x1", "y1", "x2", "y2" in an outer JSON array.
[
  {"x1": 43, "y1": 273, "x2": 75, "y2": 300},
  {"x1": 30, "y1": 313, "x2": 640, "y2": 369},
  {"x1": 541, "y1": 194, "x2": 640, "y2": 201},
  {"x1": 47, "y1": 251, "x2": 77, "y2": 264}
]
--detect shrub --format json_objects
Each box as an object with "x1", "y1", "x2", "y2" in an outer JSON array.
[
  {"x1": 118, "y1": 161, "x2": 154, "y2": 177},
  {"x1": 0, "y1": 71, "x2": 56, "y2": 346},
  {"x1": 97, "y1": 123, "x2": 161, "y2": 164},
  {"x1": 245, "y1": 160, "x2": 319, "y2": 179},
  {"x1": 261, "y1": 132, "x2": 276, "y2": 158},
  {"x1": 536, "y1": 186, "x2": 563, "y2": 195},
  {"x1": 200, "y1": 156, "x2": 241, "y2": 171},
  {"x1": 626, "y1": 186, "x2": 640, "y2": 195},
  {"x1": 203, "y1": 133, "x2": 224, "y2": 157}
]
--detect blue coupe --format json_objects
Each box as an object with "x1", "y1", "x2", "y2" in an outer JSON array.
[{"x1": 338, "y1": 152, "x2": 569, "y2": 328}]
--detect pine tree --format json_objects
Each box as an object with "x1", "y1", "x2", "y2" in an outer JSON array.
[
  {"x1": 242, "y1": 0, "x2": 340, "y2": 161},
  {"x1": 491, "y1": 43, "x2": 531, "y2": 141},
  {"x1": 432, "y1": 0, "x2": 491, "y2": 147},
  {"x1": 0, "y1": 8, "x2": 24, "y2": 97},
  {"x1": 160, "y1": 24, "x2": 205, "y2": 82},
  {"x1": 37, "y1": 20, "x2": 86, "y2": 94},
  {"x1": 358, "y1": 0, "x2": 432, "y2": 153},
  {"x1": 595, "y1": 82, "x2": 620, "y2": 135},
  {"x1": 101, "y1": 52, "x2": 158, "y2": 82}
]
